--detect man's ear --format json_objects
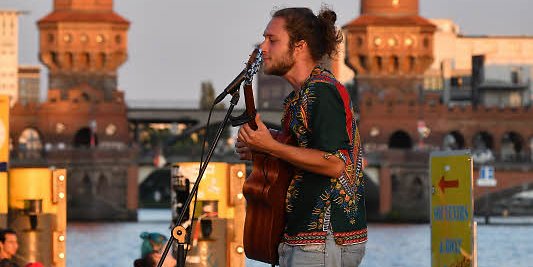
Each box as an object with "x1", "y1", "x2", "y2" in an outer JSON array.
[
  {"x1": 293, "y1": 40, "x2": 309, "y2": 58},
  {"x1": 294, "y1": 40, "x2": 307, "y2": 52}
]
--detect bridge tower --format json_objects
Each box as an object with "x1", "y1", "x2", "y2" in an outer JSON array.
[
  {"x1": 38, "y1": 0, "x2": 129, "y2": 100},
  {"x1": 344, "y1": 0, "x2": 436, "y2": 96},
  {"x1": 9, "y1": 0, "x2": 137, "y2": 220}
]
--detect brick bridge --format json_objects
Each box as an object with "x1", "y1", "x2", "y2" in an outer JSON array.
[{"x1": 128, "y1": 107, "x2": 533, "y2": 220}]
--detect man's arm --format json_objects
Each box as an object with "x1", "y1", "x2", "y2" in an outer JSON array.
[{"x1": 238, "y1": 114, "x2": 344, "y2": 178}]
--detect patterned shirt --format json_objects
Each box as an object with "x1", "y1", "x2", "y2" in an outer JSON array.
[{"x1": 281, "y1": 66, "x2": 367, "y2": 246}]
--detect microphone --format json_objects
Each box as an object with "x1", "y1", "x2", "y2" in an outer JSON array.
[{"x1": 213, "y1": 68, "x2": 247, "y2": 105}]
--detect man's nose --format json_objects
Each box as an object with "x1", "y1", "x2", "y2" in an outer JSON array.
[{"x1": 259, "y1": 41, "x2": 268, "y2": 53}]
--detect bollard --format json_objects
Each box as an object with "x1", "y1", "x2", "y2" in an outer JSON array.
[
  {"x1": 8, "y1": 168, "x2": 67, "y2": 267},
  {"x1": 0, "y1": 94, "x2": 9, "y2": 228},
  {"x1": 0, "y1": 171, "x2": 6, "y2": 228},
  {"x1": 171, "y1": 162, "x2": 246, "y2": 267}
]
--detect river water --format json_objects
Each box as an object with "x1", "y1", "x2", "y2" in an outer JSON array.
[{"x1": 66, "y1": 209, "x2": 532, "y2": 267}]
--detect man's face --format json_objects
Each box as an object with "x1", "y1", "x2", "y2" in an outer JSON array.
[
  {"x1": 260, "y1": 17, "x2": 295, "y2": 76},
  {"x1": 1, "y1": 233, "x2": 18, "y2": 258}
]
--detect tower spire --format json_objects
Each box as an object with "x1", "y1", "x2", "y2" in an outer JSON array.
[
  {"x1": 54, "y1": 0, "x2": 113, "y2": 12},
  {"x1": 360, "y1": 0, "x2": 419, "y2": 16},
  {"x1": 344, "y1": 0, "x2": 435, "y2": 95}
]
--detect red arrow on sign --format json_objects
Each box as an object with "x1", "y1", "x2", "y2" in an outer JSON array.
[{"x1": 439, "y1": 176, "x2": 459, "y2": 193}]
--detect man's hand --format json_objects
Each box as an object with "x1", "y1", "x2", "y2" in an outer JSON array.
[
  {"x1": 238, "y1": 114, "x2": 277, "y2": 155},
  {"x1": 235, "y1": 139, "x2": 252, "y2": 161}
]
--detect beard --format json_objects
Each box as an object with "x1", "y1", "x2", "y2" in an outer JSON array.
[{"x1": 263, "y1": 50, "x2": 295, "y2": 76}]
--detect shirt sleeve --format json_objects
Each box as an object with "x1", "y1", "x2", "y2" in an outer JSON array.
[{"x1": 304, "y1": 82, "x2": 351, "y2": 154}]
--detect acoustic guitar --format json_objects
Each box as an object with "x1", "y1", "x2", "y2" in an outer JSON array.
[{"x1": 231, "y1": 49, "x2": 294, "y2": 265}]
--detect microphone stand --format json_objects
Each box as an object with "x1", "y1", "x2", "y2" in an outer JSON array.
[{"x1": 156, "y1": 88, "x2": 241, "y2": 267}]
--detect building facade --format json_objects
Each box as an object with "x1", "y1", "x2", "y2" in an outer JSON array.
[
  {"x1": 17, "y1": 65, "x2": 41, "y2": 105},
  {"x1": 329, "y1": 0, "x2": 533, "y2": 220},
  {"x1": 0, "y1": 10, "x2": 19, "y2": 106}
]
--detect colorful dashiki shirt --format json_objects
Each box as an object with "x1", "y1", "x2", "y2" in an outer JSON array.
[{"x1": 281, "y1": 66, "x2": 367, "y2": 246}]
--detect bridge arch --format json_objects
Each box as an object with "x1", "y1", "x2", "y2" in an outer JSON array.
[
  {"x1": 388, "y1": 130, "x2": 412, "y2": 149},
  {"x1": 443, "y1": 130, "x2": 465, "y2": 150},
  {"x1": 475, "y1": 182, "x2": 533, "y2": 216},
  {"x1": 81, "y1": 173, "x2": 93, "y2": 196},
  {"x1": 74, "y1": 127, "x2": 97, "y2": 148},
  {"x1": 17, "y1": 128, "x2": 43, "y2": 158},
  {"x1": 500, "y1": 131, "x2": 524, "y2": 161},
  {"x1": 472, "y1": 131, "x2": 494, "y2": 151}
]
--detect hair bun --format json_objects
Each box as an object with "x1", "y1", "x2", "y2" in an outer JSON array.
[{"x1": 318, "y1": 8, "x2": 337, "y2": 25}]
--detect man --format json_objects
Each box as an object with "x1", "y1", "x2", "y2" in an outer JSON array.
[
  {"x1": 0, "y1": 229, "x2": 19, "y2": 267},
  {"x1": 236, "y1": 7, "x2": 367, "y2": 267}
]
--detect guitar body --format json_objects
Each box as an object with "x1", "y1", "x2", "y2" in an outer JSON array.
[{"x1": 242, "y1": 131, "x2": 293, "y2": 265}]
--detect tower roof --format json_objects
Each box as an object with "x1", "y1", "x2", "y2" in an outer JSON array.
[
  {"x1": 361, "y1": 0, "x2": 419, "y2": 16},
  {"x1": 345, "y1": 0, "x2": 433, "y2": 30},
  {"x1": 38, "y1": 11, "x2": 129, "y2": 24},
  {"x1": 39, "y1": 0, "x2": 129, "y2": 24},
  {"x1": 53, "y1": 0, "x2": 113, "y2": 12},
  {"x1": 344, "y1": 14, "x2": 435, "y2": 30}
]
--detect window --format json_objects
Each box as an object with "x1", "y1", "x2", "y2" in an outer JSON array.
[
  {"x1": 423, "y1": 37, "x2": 430, "y2": 48},
  {"x1": 376, "y1": 56, "x2": 383, "y2": 71},
  {"x1": 392, "y1": 56, "x2": 399, "y2": 72},
  {"x1": 48, "y1": 33, "x2": 55, "y2": 43},
  {"x1": 96, "y1": 34, "x2": 105, "y2": 43},
  {"x1": 359, "y1": 55, "x2": 367, "y2": 70},
  {"x1": 18, "y1": 128, "x2": 43, "y2": 151}
]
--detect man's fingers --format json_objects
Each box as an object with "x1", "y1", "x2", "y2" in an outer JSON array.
[
  {"x1": 239, "y1": 125, "x2": 252, "y2": 142},
  {"x1": 235, "y1": 141, "x2": 246, "y2": 148}
]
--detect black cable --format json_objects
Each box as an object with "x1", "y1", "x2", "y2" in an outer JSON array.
[{"x1": 182, "y1": 98, "x2": 218, "y2": 260}]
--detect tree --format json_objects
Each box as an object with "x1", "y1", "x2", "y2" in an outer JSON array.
[{"x1": 199, "y1": 81, "x2": 225, "y2": 110}]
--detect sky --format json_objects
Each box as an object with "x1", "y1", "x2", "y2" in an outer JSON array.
[{"x1": 3, "y1": 0, "x2": 533, "y2": 107}]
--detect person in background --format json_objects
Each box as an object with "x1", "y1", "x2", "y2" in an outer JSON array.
[
  {"x1": 0, "y1": 229, "x2": 19, "y2": 267},
  {"x1": 133, "y1": 232, "x2": 176, "y2": 267}
]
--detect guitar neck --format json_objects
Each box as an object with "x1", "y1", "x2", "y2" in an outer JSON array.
[{"x1": 243, "y1": 83, "x2": 258, "y2": 130}]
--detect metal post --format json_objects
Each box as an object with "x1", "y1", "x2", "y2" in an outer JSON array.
[{"x1": 484, "y1": 188, "x2": 490, "y2": 224}]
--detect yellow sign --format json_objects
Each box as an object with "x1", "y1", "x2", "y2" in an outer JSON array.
[{"x1": 430, "y1": 151, "x2": 475, "y2": 267}]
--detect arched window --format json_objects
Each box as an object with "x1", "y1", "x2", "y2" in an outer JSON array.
[
  {"x1": 472, "y1": 131, "x2": 495, "y2": 163},
  {"x1": 501, "y1": 132, "x2": 523, "y2": 161},
  {"x1": 376, "y1": 56, "x2": 383, "y2": 71},
  {"x1": 392, "y1": 56, "x2": 400, "y2": 73},
  {"x1": 99, "y1": 52, "x2": 107, "y2": 68},
  {"x1": 51, "y1": 52, "x2": 60, "y2": 68},
  {"x1": 443, "y1": 131, "x2": 465, "y2": 150},
  {"x1": 388, "y1": 130, "x2": 412, "y2": 149},
  {"x1": 423, "y1": 37, "x2": 430, "y2": 48},
  {"x1": 472, "y1": 131, "x2": 494, "y2": 151},
  {"x1": 66, "y1": 52, "x2": 74, "y2": 68},
  {"x1": 408, "y1": 56, "x2": 416, "y2": 72},
  {"x1": 358, "y1": 55, "x2": 367, "y2": 70},
  {"x1": 18, "y1": 128, "x2": 43, "y2": 151},
  {"x1": 82, "y1": 52, "x2": 91, "y2": 69},
  {"x1": 74, "y1": 127, "x2": 97, "y2": 148}
]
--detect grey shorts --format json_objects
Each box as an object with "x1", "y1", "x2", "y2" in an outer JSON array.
[{"x1": 278, "y1": 234, "x2": 366, "y2": 267}]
